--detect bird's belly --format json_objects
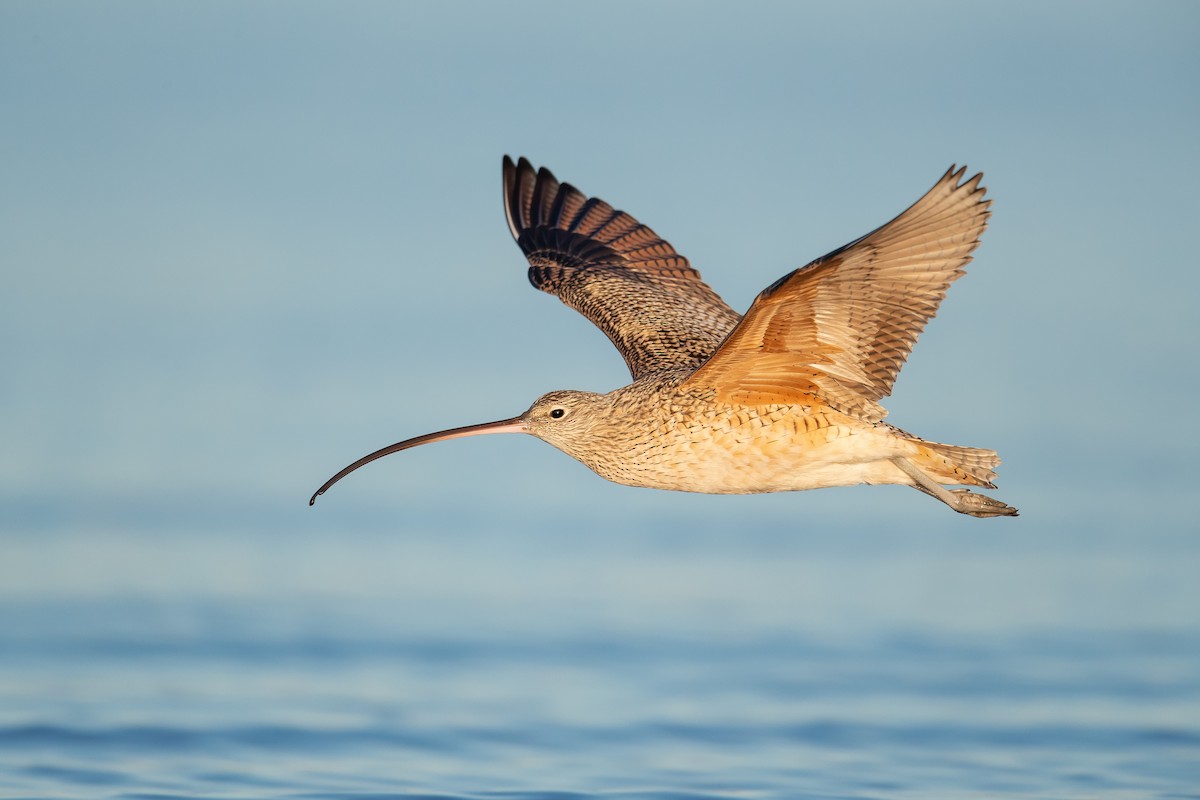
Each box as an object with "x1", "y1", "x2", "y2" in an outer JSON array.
[{"x1": 588, "y1": 409, "x2": 914, "y2": 495}]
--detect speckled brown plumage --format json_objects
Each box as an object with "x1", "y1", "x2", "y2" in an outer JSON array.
[
  {"x1": 503, "y1": 156, "x2": 741, "y2": 378},
  {"x1": 310, "y1": 157, "x2": 1016, "y2": 517}
]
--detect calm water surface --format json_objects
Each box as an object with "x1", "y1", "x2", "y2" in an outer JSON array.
[{"x1": 3, "y1": 512, "x2": 1198, "y2": 799}]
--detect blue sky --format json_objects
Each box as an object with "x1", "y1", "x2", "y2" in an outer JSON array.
[{"x1": 2, "y1": 2, "x2": 1198, "y2": 632}]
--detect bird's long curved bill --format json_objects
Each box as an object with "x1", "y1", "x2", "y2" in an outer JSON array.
[{"x1": 309, "y1": 416, "x2": 527, "y2": 506}]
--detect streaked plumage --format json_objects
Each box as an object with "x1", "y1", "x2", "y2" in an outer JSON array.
[
  {"x1": 503, "y1": 157, "x2": 740, "y2": 378},
  {"x1": 311, "y1": 157, "x2": 1016, "y2": 517}
]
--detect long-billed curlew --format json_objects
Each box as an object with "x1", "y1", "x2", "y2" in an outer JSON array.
[{"x1": 310, "y1": 157, "x2": 1017, "y2": 517}]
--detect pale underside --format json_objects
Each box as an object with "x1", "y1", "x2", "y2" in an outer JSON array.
[{"x1": 573, "y1": 390, "x2": 935, "y2": 495}]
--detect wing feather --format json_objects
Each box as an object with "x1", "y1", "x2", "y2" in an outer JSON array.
[
  {"x1": 503, "y1": 156, "x2": 740, "y2": 378},
  {"x1": 682, "y1": 166, "x2": 991, "y2": 422}
]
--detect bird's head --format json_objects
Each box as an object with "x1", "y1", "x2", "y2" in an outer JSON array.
[{"x1": 518, "y1": 389, "x2": 609, "y2": 451}]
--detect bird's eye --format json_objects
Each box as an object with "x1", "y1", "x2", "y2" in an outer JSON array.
[{"x1": 549, "y1": 408, "x2": 566, "y2": 419}]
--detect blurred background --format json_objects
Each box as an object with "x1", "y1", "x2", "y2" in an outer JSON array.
[{"x1": 2, "y1": 2, "x2": 1198, "y2": 797}]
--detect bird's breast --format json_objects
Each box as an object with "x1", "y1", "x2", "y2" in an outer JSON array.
[{"x1": 575, "y1": 395, "x2": 908, "y2": 495}]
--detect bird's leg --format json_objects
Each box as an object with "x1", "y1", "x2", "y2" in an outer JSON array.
[{"x1": 891, "y1": 457, "x2": 1018, "y2": 518}]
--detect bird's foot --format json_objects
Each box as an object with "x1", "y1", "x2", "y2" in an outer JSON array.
[
  {"x1": 892, "y1": 457, "x2": 1018, "y2": 518},
  {"x1": 945, "y1": 488, "x2": 1019, "y2": 518}
]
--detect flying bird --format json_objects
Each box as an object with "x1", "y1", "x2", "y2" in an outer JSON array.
[{"x1": 311, "y1": 157, "x2": 1016, "y2": 517}]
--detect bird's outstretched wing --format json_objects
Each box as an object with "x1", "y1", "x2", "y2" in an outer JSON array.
[
  {"x1": 503, "y1": 156, "x2": 741, "y2": 379},
  {"x1": 682, "y1": 166, "x2": 991, "y2": 422}
]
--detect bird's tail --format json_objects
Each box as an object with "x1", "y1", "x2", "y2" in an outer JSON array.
[{"x1": 910, "y1": 439, "x2": 1002, "y2": 488}]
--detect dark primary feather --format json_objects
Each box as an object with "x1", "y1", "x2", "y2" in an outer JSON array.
[{"x1": 503, "y1": 156, "x2": 740, "y2": 379}]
